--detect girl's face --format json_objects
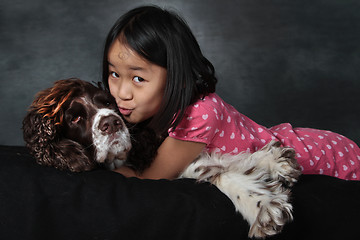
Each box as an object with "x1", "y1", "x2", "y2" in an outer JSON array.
[{"x1": 107, "y1": 40, "x2": 167, "y2": 124}]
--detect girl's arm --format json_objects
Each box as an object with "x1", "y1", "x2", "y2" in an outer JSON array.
[{"x1": 113, "y1": 136, "x2": 206, "y2": 180}]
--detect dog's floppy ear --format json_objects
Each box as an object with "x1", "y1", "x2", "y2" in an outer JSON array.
[
  {"x1": 22, "y1": 79, "x2": 98, "y2": 172},
  {"x1": 50, "y1": 139, "x2": 98, "y2": 172},
  {"x1": 22, "y1": 109, "x2": 58, "y2": 167}
]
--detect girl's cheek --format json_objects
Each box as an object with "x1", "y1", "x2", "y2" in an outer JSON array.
[{"x1": 108, "y1": 81, "x2": 117, "y2": 98}]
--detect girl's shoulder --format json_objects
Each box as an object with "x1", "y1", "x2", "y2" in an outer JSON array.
[
  {"x1": 188, "y1": 93, "x2": 238, "y2": 120},
  {"x1": 168, "y1": 93, "x2": 227, "y2": 141},
  {"x1": 189, "y1": 93, "x2": 225, "y2": 113},
  {"x1": 180, "y1": 92, "x2": 231, "y2": 127}
]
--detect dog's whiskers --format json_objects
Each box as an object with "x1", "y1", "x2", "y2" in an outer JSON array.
[{"x1": 83, "y1": 143, "x2": 94, "y2": 150}]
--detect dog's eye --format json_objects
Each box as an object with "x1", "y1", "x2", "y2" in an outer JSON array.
[
  {"x1": 102, "y1": 99, "x2": 114, "y2": 107},
  {"x1": 72, "y1": 116, "x2": 82, "y2": 123}
]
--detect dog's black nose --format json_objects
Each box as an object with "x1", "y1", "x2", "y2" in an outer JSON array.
[{"x1": 99, "y1": 115, "x2": 123, "y2": 134}]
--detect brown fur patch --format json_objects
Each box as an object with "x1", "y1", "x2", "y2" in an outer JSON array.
[
  {"x1": 244, "y1": 166, "x2": 256, "y2": 175},
  {"x1": 29, "y1": 80, "x2": 78, "y2": 126}
]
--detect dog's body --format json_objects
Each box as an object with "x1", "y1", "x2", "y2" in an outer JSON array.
[{"x1": 23, "y1": 78, "x2": 301, "y2": 238}]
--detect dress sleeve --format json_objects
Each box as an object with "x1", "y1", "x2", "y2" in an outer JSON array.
[{"x1": 168, "y1": 103, "x2": 219, "y2": 145}]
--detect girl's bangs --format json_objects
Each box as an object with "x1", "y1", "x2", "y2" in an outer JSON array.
[{"x1": 121, "y1": 17, "x2": 167, "y2": 68}]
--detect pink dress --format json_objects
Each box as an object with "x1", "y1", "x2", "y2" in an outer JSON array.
[{"x1": 168, "y1": 93, "x2": 360, "y2": 180}]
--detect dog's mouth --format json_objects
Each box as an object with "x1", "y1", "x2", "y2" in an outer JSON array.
[
  {"x1": 108, "y1": 133, "x2": 121, "y2": 143},
  {"x1": 110, "y1": 135, "x2": 132, "y2": 152},
  {"x1": 112, "y1": 139, "x2": 131, "y2": 151}
]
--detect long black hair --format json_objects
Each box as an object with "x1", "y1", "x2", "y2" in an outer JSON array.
[{"x1": 102, "y1": 5, "x2": 217, "y2": 134}]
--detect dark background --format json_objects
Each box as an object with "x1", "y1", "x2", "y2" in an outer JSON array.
[{"x1": 1, "y1": 0, "x2": 359, "y2": 146}]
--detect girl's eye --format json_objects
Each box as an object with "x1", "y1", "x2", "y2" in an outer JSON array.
[
  {"x1": 133, "y1": 76, "x2": 145, "y2": 83},
  {"x1": 110, "y1": 72, "x2": 119, "y2": 78}
]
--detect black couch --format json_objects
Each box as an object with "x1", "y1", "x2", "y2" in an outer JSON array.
[
  {"x1": 1, "y1": 145, "x2": 360, "y2": 240},
  {"x1": 2, "y1": 1, "x2": 360, "y2": 239}
]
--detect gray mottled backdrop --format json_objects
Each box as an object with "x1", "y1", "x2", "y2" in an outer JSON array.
[{"x1": 1, "y1": 0, "x2": 360, "y2": 146}]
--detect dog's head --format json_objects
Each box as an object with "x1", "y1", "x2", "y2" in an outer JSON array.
[{"x1": 22, "y1": 78, "x2": 131, "y2": 172}]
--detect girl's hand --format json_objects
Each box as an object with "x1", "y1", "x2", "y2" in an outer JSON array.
[
  {"x1": 138, "y1": 137, "x2": 206, "y2": 180},
  {"x1": 115, "y1": 137, "x2": 205, "y2": 180},
  {"x1": 113, "y1": 166, "x2": 138, "y2": 178}
]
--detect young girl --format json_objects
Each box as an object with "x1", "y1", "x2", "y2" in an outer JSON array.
[{"x1": 102, "y1": 5, "x2": 360, "y2": 181}]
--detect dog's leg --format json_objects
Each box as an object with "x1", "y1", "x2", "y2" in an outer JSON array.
[
  {"x1": 181, "y1": 145, "x2": 297, "y2": 238},
  {"x1": 180, "y1": 153, "x2": 231, "y2": 181},
  {"x1": 212, "y1": 170, "x2": 293, "y2": 238},
  {"x1": 250, "y1": 140, "x2": 301, "y2": 187},
  {"x1": 188, "y1": 141, "x2": 302, "y2": 186}
]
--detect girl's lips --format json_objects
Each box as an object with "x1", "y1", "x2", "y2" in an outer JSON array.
[{"x1": 119, "y1": 107, "x2": 133, "y2": 116}]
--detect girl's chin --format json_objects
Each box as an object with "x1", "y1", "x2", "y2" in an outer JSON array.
[
  {"x1": 123, "y1": 115, "x2": 139, "y2": 124},
  {"x1": 122, "y1": 115, "x2": 133, "y2": 122}
]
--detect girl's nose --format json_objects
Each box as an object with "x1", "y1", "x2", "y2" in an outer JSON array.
[{"x1": 117, "y1": 81, "x2": 132, "y2": 101}]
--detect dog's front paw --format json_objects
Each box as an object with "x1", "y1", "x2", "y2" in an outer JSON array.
[
  {"x1": 248, "y1": 193, "x2": 293, "y2": 238},
  {"x1": 268, "y1": 141, "x2": 302, "y2": 187}
]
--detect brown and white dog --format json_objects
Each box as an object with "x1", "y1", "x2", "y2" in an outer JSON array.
[
  {"x1": 22, "y1": 78, "x2": 131, "y2": 171},
  {"x1": 23, "y1": 78, "x2": 301, "y2": 238}
]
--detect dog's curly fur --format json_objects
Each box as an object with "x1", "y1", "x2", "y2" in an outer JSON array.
[
  {"x1": 125, "y1": 123, "x2": 164, "y2": 173},
  {"x1": 23, "y1": 78, "x2": 301, "y2": 238}
]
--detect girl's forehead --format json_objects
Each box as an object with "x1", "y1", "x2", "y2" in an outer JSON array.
[
  {"x1": 108, "y1": 40, "x2": 147, "y2": 65},
  {"x1": 118, "y1": 51, "x2": 130, "y2": 60},
  {"x1": 109, "y1": 40, "x2": 133, "y2": 58},
  {"x1": 108, "y1": 40, "x2": 166, "y2": 75}
]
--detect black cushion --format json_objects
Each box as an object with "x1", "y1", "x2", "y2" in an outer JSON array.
[{"x1": 1, "y1": 145, "x2": 359, "y2": 240}]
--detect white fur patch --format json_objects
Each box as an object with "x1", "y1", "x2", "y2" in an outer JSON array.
[
  {"x1": 180, "y1": 140, "x2": 300, "y2": 238},
  {"x1": 91, "y1": 108, "x2": 131, "y2": 164}
]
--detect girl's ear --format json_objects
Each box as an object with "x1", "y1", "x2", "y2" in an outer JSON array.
[{"x1": 22, "y1": 110, "x2": 97, "y2": 172}]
